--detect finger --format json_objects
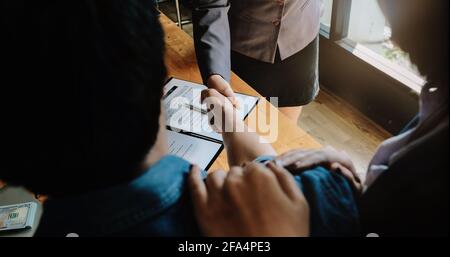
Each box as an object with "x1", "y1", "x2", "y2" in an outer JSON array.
[
  {"x1": 277, "y1": 147, "x2": 335, "y2": 169},
  {"x1": 201, "y1": 91, "x2": 222, "y2": 113},
  {"x1": 200, "y1": 89, "x2": 212, "y2": 104},
  {"x1": 278, "y1": 149, "x2": 338, "y2": 172},
  {"x1": 201, "y1": 89, "x2": 224, "y2": 105},
  {"x1": 225, "y1": 166, "x2": 245, "y2": 192},
  {"x1": 274, "y1": 149, "x2": 310, "y2": 167},
  {"x1": 224, "y1": 166, "x2": 245, "y2": 202},
  {"x1": 331, "y1": 163, "x2": 363, "y2": 194},
  {"x1": 334, "y1": 152, "x2": 360, "y2": 184},
  {"x1": 205, "y1": 169, "x2": 227, "y2": 195},
  {"x1": 202, "y1": 95, "x2": 220, "y2": 115},
  {"x1": 226, "y1": 166, "x2": 244, "y2": 181},
  {"x1": 267, "y1": 162, "x2": 303, "y2": 201},
  {"x1": 336, "y1": 150, "x2": 357, "y2": 175},
  {"x1": 319, "y1": 146, "x2": 355, "y2": 172},
  {"x1": 289, "y1": 151, "x2": 327, "y2": 170},
  {"x1": 188, "y1": 165, "x2": 208, "y2": 211},
  {"x1": 231, "y1": 97, "x2": 240, "y2": 109},
  {"x1": 222, "y1": 86, "x2": 240, "y2": 108},
  {"x1": 213, "y1": 79, "x2": 230, "y2": 92},
  {"x1": 244, "y1": 162, "x2": 275, "y2": 178},
  {"x1": 208, "y1": 78, "x2": 238, "y2": 109},
  {"x1": 282, "y1": 151, "x2": 325, "y2": 172}
]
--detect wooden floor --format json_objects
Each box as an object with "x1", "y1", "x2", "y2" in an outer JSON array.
[
  {"x1": 299, "y1": 89, "x2": 391, "y2": 180},
  {"x1": 158, "y1": 2, "x2": 392, "y2": 181}
]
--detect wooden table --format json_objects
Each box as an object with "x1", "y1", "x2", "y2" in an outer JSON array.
[{"x1": 160, "y1": 15, "x2": 320, "y2": 171}]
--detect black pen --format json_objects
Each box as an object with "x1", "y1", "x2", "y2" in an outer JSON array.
[{"x1": 184, "y1": 104, "x2": 208, "y2": 115}]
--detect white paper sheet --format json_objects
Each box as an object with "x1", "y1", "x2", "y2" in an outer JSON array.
[
  {"x1": 163, "y1": 78, "x2": 259, "y2": 142},
  {"x1": 166, "y1": 130, "x2": 222, "y2": 170}
]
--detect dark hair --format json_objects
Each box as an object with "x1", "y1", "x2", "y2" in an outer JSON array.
[
  {"x1": 0, "y1": 0, "x2": 167, "y2": 196},
  {"x1": 379, "y1": 0, "x2": 449, "y2": 87}
]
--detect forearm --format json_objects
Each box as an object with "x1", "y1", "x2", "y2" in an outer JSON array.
[
  {"x1": 222, "y1": 123, "x2": 276, "y2": 166},
  {"x1": 201, "y1": 88, "x2": 274, "y2": 166},
  {"x1": 192, "y1": 0, "x2": 231, "y2": 83}
]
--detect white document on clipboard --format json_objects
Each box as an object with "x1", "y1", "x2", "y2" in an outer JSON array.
[
  {"x1": 163, "y1": 78, "x2": 259, "y2": 170},
  {"x1": 166, "y1": 130, "x2": 223, "y2": 170}
]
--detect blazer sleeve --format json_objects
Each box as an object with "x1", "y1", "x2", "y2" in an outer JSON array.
[{"x1": 193, "y1": 0, "x2": 231, "y2": 83}]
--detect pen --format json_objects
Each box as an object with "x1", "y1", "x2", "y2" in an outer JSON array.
[{"x1": 184, "y1": 104, "x2": 208, "y2": 115}]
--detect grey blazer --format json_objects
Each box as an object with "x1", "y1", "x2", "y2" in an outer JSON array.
[{"x1": 193, "y1": 0, "x2": 322, "y2": 83}]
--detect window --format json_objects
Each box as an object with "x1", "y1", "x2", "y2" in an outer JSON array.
[
  {"x1": 346, "y1": 0, "x2": 425, "y2": 91},
  {"x1": 319, "y1": 0, "x2": 425, "y2": 92},
  {"x1": 318, "y1": 0, "x2": 422, "y2": 134},
  {"x1": 320, "y1": 0, "x2": 333, "y2": 34}
]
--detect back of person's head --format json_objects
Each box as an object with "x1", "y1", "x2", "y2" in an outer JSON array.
[
  {"x1": 379, "y1": 0, "x2": 449, "y2": 87},
  {"x1": 0, "y1": 0, "x2": 167, "y2": 196}
]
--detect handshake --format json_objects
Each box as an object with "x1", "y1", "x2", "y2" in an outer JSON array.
[
  {"x1": 200, "y1": 87, "x2": 242, "y2": 133},
  {"x1": 201, "y1": 75, "x2": 242, "y2": 134}
]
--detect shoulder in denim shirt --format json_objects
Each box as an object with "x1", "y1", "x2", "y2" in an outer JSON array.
[
  {"x1": 35, "y1": 155, "x2": 359, "y2": 236},
  {"x1": 35, "y1": 155, "x2": 206, "y2": 236}
]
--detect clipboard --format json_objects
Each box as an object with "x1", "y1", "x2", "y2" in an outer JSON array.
[{"x1": 163, "y1": 77, "x2": 259, "y2": 170}]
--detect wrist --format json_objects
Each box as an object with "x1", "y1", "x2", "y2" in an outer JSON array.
[{"x1": 222, "y1": 117, "x2": 245, "y2": 134}]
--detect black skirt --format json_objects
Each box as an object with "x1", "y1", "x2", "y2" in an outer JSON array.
[{"x1": 231, "y1": 37, "x2": 319, "y2": 107}]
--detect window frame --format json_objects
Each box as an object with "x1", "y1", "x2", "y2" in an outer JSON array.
[{"x1": 319, "y1": 0, "x2": 420, "y2": 134}]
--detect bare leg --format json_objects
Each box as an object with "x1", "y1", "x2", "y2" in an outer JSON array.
[{"x1": 279, "y1": 106, "x2": 303, "y2": 123}]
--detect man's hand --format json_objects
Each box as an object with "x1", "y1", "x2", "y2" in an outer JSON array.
[
  {"x1": 274, "y1": 146, "x2": 363, "y2": 193},
  {"x1": 189, "y1": 162, "x2": 310, "y2": 237},
  {"x1": 207, "y1": 75, "x2": 239, "y2": 107},
  {"x1": 201, "y1": 88, "x2": 242, "y2": 133}
]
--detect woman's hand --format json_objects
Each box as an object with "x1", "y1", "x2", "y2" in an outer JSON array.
[
  {"x1": 274, "y1": 146, "x2": 363, "y2": 193},
  {"x1": 207, "y1": 75, "x2": 239, "y2": 107},
  {"x1": 201, "y1": 88, "x2": 242, "y2": 133},
  {"x1": 189, "y1": 162, "x2": 310, "y2": 237}
]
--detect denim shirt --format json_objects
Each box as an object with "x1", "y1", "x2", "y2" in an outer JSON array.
[{"x1": 35, "y1": 155, "x2": 359, "y2": 237}]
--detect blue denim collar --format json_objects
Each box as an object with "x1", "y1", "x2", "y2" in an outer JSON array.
[{"x1": 38, "y1": 155, "x2": 206, "y2": 236}]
